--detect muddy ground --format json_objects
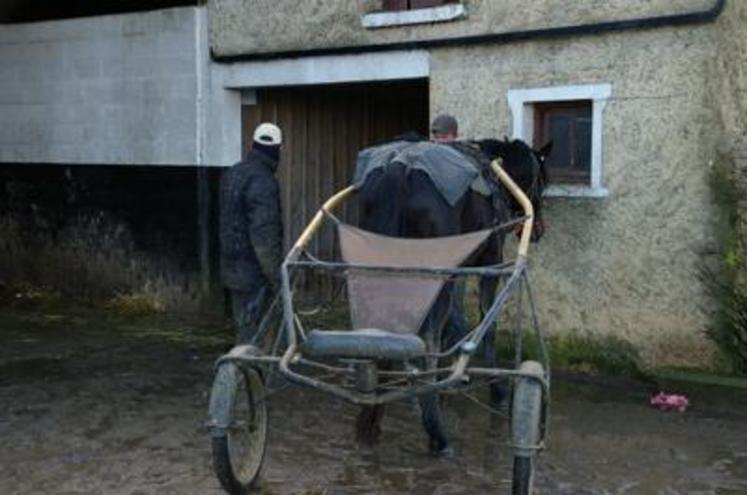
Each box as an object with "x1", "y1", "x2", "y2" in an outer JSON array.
[{"x1": 1, "y1": 307, "x2": 746, "y2": 494}]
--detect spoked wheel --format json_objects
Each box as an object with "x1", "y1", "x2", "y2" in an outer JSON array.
[
  {"x1": 510, "y1": 361, "x2": 544, "y2": 495},
  {"x1": 209, "y1": 362, "x2": 268, "y2": 494}
]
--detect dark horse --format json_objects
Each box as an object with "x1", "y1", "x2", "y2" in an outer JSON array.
[{"x1": 355, "y1": 137, "x2": 550, "y2": 453}]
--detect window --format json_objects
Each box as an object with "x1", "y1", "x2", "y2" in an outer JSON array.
[
  {"x1": 534, "y1": 101, "x2": 592, "y2": 184},
  {"x1": 507, "y1": 84, "x2": 612, "y2": 198}
]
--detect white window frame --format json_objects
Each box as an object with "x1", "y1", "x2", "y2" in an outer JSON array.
[{"x1": 507, "y1": 83, "x2": 612, "y2": 198}]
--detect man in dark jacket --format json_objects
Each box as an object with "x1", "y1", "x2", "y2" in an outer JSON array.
[
  {"x1": 430, "y1": 113, "x2": 459, "y2": 143},
  {"x1": 220, "y1": 123, "x2": 284, "y2": 344},
  {"x1": 429, "y1": 114, "x2": 468, "y2": 348}
]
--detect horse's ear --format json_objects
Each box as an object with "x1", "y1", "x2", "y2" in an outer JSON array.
[{"x1": 539, "y1": 140, "x2": 553, "y2": 158}]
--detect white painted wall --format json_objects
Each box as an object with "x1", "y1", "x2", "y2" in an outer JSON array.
[
  {"x1": 0, "y1": 7, "x2": 205, "y2": 165},
  {"x1": 0, "y1": 8, "x2": 433, "y2": 168}
]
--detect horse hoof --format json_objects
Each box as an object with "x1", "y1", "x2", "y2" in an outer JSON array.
[
  {"x1": 428, "y1": 436, "x2": 452, "y2": 456},
  {"x1": 430, "y1": 445, "x2": 454, "y2": 458}
]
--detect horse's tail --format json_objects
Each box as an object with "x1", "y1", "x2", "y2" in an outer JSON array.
[{"x1": 358, "y1": 162, "x2": 408, "y2": 236}]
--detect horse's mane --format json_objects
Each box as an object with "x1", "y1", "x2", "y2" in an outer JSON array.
[
  {"x1": 474, "y1": 138, "x2": 534, "y2": 174},
  {"x1": 473, "y1": 138, "x2": 546, "y2": 204}
]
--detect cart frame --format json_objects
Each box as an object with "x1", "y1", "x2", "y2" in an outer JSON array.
[{"x1": 208, "y1": 159, "x2": 551, "y2": 495}]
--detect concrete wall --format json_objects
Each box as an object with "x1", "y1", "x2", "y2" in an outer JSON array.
[
  {"x1": 0, "y1": 7, "x2": 205, "y2": 165},
  {"x1": 208, "y1": 0, "x2": 713, "y2": 57},
  {"x1": 0, "y1": 7, "x2": 232, "y2": 310}
]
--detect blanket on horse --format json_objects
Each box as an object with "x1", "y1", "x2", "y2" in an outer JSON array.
[{"x1": 354, "y1": 141, "x2": 490, "y2": 206}]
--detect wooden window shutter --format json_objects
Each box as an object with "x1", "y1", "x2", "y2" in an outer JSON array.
[{"x1": 383, "y1": 0, "x2": 409, "y2": 10}]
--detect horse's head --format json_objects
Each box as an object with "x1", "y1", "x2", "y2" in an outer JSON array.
[{"x1": 475, "y1": 138, "x2": 551, "y2": 242}]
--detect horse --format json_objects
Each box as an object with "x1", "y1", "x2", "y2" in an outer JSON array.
[{"x1": 354, "y1": 136, "x2": 550, "y2": 453}]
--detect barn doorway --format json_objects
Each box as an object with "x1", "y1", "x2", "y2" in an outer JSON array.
[
  {"x1": 241, "y1": 79, "x2": 429, "y2": 249},
  {"x1": 240, "y1": 79, "x2": 429, "y2": 296}
]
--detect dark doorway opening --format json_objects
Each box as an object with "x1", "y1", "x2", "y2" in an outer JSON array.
[
  {"x1": 240, "y1": 79, "x2": 430, "y2": 296},
  {"x1": 241, "y1": 79, "x2": 429, "y2": 250}
]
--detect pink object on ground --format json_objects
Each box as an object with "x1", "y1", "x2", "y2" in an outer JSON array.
[{"x1": 650, "y1": 392, "x2": 690, "y2": 412}]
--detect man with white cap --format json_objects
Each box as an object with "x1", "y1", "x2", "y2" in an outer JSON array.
[{"x1": 220, "y1": 122, "x2": 284, "y2": 344}]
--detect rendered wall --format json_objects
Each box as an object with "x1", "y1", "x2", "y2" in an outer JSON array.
[
  {"x1": 715, "y1": 0, "x2": 747, "y2": 159},
  {"x1": 715, "y1": 1, "x2": 747, "y2": 267},
  {"x1": 204, "y1": 0, "x2": 747, "y2": 367},
  {"x1": 430, "y1": 22, "x2": 725, "y2": 367},
  {"x1": 204, "y1": 1, "x2": 743, "y2": 367},
  {"x1": 208, "y1": 0, "x2": 714, "y2": 57}
]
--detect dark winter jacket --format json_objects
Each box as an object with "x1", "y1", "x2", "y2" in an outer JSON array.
[{"x1": 220, "y1": 150, "x2": 283, "y2": 291}]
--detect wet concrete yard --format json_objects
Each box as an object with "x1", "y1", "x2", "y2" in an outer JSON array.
[{"x1": 1, "y1": 308, "x2": 746, "y2": 494}]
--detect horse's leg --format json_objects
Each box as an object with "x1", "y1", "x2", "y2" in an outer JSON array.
[
  {"x1": 419, "y1": 333, "x2": 449, "y2": 453},
  {"x1": 400, "y1": 170, "x2": 458, "y2": 452},
  {"x1": 478, "y1": 235, "x2": 509, "y2": 407},
  {"x1": 356, "y1": 404, "x2": 385, "y2": 445},
  {"x1": 418, "y1": 289, "x2": 451, "y2": 454},
  {"x1": 479, "y1": 275, "x2": 508, "y2": 406}
]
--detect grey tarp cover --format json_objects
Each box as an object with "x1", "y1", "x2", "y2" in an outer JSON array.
[
  {"x1": 354, "y1": 141, "x2": 483, "y2": 206},
  {"x1": 338, "y1": 223, "x2": 493, "y2": 335}
]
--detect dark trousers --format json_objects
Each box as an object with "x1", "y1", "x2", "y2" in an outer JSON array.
[{"x1": 229, "y1": 286, "x2": 270, "y2": 345}]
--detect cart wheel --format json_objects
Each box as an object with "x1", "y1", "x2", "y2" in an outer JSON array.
[
  {"x1": 209, "y1": 362, "x2": 268, "y2": 494},
  {"x1": 512, "y1": 456, "x2": 535, "y2": 495},
  {"x1": 510, "y1": 361, "x2": 544, "y2": 495}
]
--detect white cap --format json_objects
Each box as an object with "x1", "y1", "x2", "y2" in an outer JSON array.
[{"x1": 253, "y1": 123, "x2": 282, "y2": 146}]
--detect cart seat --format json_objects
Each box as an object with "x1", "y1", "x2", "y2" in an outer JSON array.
[{"x1": 301, "y1": 329, "x2": 425, "y2": 360}]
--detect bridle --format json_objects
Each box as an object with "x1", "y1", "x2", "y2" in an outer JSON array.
[{"x1": 525, "y1": 151, "x2": 547, "y2": 207}]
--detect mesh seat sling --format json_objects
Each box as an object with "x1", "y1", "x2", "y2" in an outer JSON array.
[{"x1": 337, "y1": 222, "x2": 493, "y2": 335}]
